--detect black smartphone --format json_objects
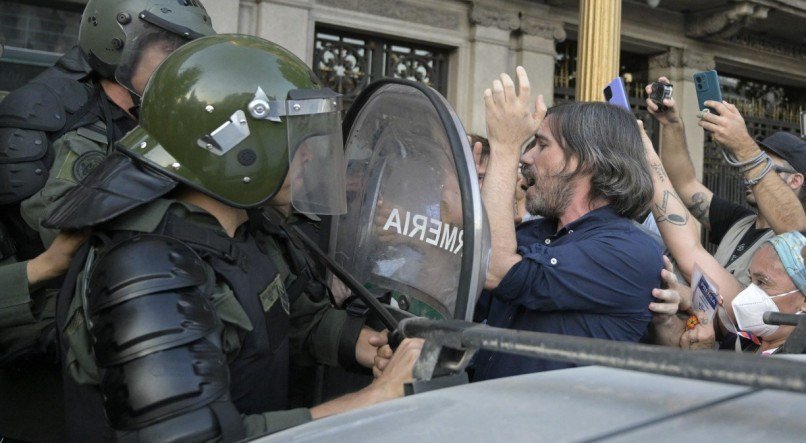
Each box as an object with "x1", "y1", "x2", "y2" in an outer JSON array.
[
  {"x1": 800, "y1": 111, "x2": 805, "y2": 139},
  {"x1": 693, "y1": 70, "x2": 723, "y2": 115},
  {"x1": 604, "y1": 77, "x2": 630, "y2": 111},
  {"x1": 650, "y1": 81, "x2": 673, "y2": 112}
]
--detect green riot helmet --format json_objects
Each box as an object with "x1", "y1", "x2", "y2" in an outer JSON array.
[
  {"x1": 78, "y1": 0, "x2": 215, "y2": 95},
  {"x1": 117, "y1": 34, "x2": 348, "y2": 213}
]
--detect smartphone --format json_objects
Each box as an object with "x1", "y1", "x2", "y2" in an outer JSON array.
[
  {"x1": 604, "y1": 77, "x2": 630, "y2": 111},
  {"x1": 693, "y1": 70, "x2": 723, "y2": 115},
  {"x1": 800, "y1": 111, "x2": 805, "y2": 139}
]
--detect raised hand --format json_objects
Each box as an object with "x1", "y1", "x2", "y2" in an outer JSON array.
[
  {"x1": 484, "y1": 66, "x2": 547, "y2": 156},
  {"x1": 698, "y1": 100, "x2": 758, "y2": 158},
  {"x1": 644, "y1": 76, "x2": 680, "y2": 126}
]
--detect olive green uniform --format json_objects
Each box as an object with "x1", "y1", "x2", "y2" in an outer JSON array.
[
  {"x1": 0, "y1": 125, "x2": 116, "y2": 442},
  {"x1": 0, "y1": 123, "x2": 111, "y2": 352}
]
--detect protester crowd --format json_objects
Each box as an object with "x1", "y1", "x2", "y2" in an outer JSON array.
[{"x1": 1, "y1": 0, "x2": 805, "y2": 441}]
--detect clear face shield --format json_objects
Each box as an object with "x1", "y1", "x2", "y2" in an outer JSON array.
[
  {"x1": 114, "y1": 15, "x2": 197, "y2": 96},
  {"x1": 247, "y1": 87, "x2": 347, "y2": 215},
  {"x1": 286, "y1": 96, "x2": 347, "y2": 215}
]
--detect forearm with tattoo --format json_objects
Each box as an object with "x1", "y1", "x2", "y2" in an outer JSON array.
[
  {"x1": 651, "y1": 162, "x2": 668, "y2": 183},
  {"x1": 686, "y1": 192, "x2": 711, "y2": 226},
  {"x1": 654, "y1": 190, "x2": 690, "y2": 226}
]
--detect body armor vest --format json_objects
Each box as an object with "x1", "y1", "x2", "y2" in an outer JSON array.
[{"x1": 56, "y1": 210, "x2": 294, "y2": 440}]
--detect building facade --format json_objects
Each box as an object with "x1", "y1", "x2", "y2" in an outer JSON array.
[{"x1": 2, "y1": 0, "x2": 804, "y2": 227}]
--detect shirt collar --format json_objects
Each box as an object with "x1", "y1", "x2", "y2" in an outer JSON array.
[
  {"x1": 562, "y1": 205, "x2": 621, "y2": 231},
  {"x1": 535, "y1": 205, "x2": 621, "y2": 239}
]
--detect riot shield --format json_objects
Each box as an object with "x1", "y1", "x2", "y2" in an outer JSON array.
[{"x1": 331, "y1": 79, "x2": 489, "y2": 321}]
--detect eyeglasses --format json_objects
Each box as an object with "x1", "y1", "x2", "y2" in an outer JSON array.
[{"x1": 773, "y1": 165, "x2": 798, "y2": 174}]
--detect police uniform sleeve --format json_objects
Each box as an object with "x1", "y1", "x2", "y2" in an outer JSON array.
[
  {"x1": 261, "y1": 233, "x2": 366, "y2": 370},
  {"x1": 289, "y1": 291, "x2": 365, "y2": 370},
  {"x1": 0, "y1": 256, "x2": 61, "y2": 367},
  {"x1": 20, "y1": 129, "x2": 107, "y2": 247},
  {"x1": 0, "y1": 258, "x2": 37, "y2": 328},
  {"x1": 241, "y1": 408, "x2": 312, "y2": 437}
]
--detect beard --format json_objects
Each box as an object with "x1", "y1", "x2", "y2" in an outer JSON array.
[{"x1": 523, "y1": 166, "x2": 574, "y2": 219}]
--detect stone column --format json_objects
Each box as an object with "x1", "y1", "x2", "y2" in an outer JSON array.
[
  {"x1": 204, "y1": 0, "x2": 240, "y2": 33},
  {"x1": 648, "y1": 48, "x2": 715, "y2": 181},
  {"x1": 253, "y1": 0, "x2": 314, "y2": 63},
  {"x1": 465, "y1": 5, "x2": 520, "y2": 135},
  {"x1": 516, "y1": 17, "x2": 566, "y2": 107},
  {"x1": 575, "y1": 0, "x2": 621, "y2": 101}
]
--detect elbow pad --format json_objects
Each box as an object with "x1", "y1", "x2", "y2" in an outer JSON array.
[{"x1": 86, "y1": 234, "x2": 244, "y2": 442}]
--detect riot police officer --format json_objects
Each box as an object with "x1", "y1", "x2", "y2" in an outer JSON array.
[
  {"x1": 0, "y1": 1, "x2": 214, "y2": 440},
  {"x1": 44, "y1": 34, "x2": 420, "y2": 441}
]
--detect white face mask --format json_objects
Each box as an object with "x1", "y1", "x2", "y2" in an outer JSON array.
[{"x1": 732, "y1": 284, "x2": 799, "y2": 338}]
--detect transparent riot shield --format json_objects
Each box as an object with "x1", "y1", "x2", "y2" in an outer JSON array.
[{"x1": 332, "y1": 79, "x2": 490, "y2": 321}]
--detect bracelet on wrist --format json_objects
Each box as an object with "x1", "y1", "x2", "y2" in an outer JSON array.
[
  {"x1": 742, "y1": 157, "x2": 773, "y2": 187},
  {"x1": 740, "y1": 153, "x2": 770, "y2": 173},
  {"x1": 721, "y1": 149, "x2": 766, "y2": 168}
]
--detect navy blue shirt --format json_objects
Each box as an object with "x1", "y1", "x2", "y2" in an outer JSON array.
[{"x1": 472, "y1": 205, "x2": 663, "y2": 381}]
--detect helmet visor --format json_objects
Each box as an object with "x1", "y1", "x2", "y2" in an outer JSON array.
[
  {"x1": 114, "y1": 19, "x2": 189, "y2": 97},
  {"x1": 114, "y1": 1, "x2": 215, "y2": 97},
  {"x1": 287, "y1": 95, "x2": 347, "y2": 215}
]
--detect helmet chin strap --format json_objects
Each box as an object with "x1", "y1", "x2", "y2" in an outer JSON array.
[{"x1": 125, "y1": 87, "x2": 142, "y2": 119}]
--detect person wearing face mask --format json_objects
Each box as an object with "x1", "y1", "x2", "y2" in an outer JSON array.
[
  {"x1": 717, "y1": 231, "x2": 806, "y2": 354},
  {"x1": 639, "y1": 119, "x2": 806, "y2": 354}
]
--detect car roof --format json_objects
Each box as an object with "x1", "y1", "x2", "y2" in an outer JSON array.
[{"x1": 254, "y1": 365, "x2": 806, "y2": 442}]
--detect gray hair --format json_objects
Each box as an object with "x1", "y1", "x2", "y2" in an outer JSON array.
[{"x1": 545, "y1": 102, "x2": 653, "y2": 219}]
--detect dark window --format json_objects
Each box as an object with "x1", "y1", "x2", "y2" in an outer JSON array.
[
  {"x1": 1, "y1": 1, "x2": 81, "y2": 53},
  {"x1": 313, "y1": 26, "x2": 450, "y2": 106},
  {"x1": 0, "y1": 1, "x2": 82, "y2": 92}
]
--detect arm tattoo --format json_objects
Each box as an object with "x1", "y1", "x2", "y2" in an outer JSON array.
[
  {"x1": 650, "y1": 162, "x2": 667, "y2": 183},
  {"x1": 686, "y1": 192, "x2": 711, "y2": 225},
  {"x1": 654, "y1": 190, "x2": 690, "y2": 226}
]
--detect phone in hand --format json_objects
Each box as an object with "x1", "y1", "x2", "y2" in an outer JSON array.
[
  {"x1": 649, "y1": 81, "x2": 673, "y2": 112},
  {"x1": 693, "y1": 70, "x2": 723, "y2": 115},
  {"x1": 604, "y1": 77, "x2": 630, "y2": 111},
  {"x1": 800, "y1": 111, "x2": 805, "y2": 139}
]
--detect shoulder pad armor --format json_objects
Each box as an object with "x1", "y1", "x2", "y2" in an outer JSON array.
[
  {"x1": 85, "y1": 234, "x2": 244, "y2": 439},
  {"x1": 87, "y1": 235, "x2": 216, "y2": 366},
  {"x1": 36, "y1": 46, "x2": 92, "y2": 82},
  {"x1": 43, "y1": 151, "x2": 177, "y2": 230},
  {"x1": 0, "y1": 128, "x2": 50, "y2": 204},
  {"x1": 0, "y1": 75, "x2": 99, "y2": 204},
  {"x1": 0, "y1": 76, "x2": 92, "y2": 132}
]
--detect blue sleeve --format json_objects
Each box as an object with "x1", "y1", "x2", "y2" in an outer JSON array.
[{"x1": 491, "y1": 233, "x2": 662, "y2": 315}]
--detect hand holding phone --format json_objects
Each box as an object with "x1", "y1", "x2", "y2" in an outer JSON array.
[
  {"x1": 604, "y1": 77, "x2": 630, "y2": 111},
  {"x1": 693, "y1": 70, "x2": 723, "y2": 116},
  {"x1": 649, "y1": 81, "x2": 673, "y2": 113}
]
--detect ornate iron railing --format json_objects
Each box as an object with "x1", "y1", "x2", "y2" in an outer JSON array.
[{"x1": 313, "y1": 27, "x2": 450, "y2": 107}]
